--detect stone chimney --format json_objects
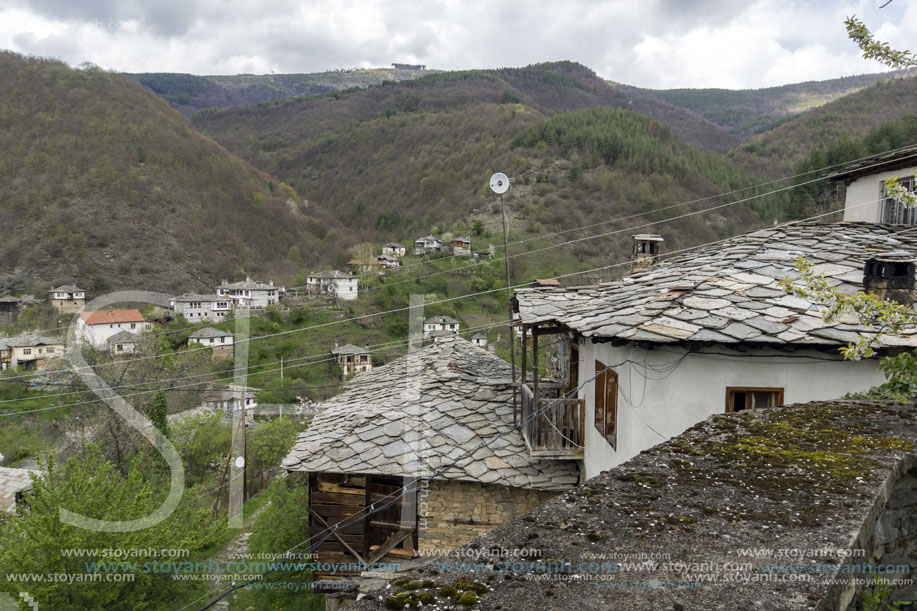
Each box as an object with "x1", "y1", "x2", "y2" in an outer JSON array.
[
  {"x1": 864, "y1": 254, "x2": 917, "y2": 305},
  {"x1": 631, "y1": 234, "x2": 664, "y2": 273}
]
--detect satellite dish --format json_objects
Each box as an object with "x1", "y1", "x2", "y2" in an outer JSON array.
[{"x1": 490, "y1": 172, "x2": 510, "y2": 194}]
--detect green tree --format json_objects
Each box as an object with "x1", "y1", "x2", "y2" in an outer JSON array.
[{"x1": 148, "y1": 390, "x2": 170, "y2": 440}]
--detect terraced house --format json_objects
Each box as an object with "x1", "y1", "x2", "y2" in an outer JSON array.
[{"x1": 514, "y1": 222, "x2": 917, "y2": 479}]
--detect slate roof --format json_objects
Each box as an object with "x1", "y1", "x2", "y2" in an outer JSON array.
[
  {"x1": 173, "y1": 293, "x2": 225, "y2": 303},
  {"x1": 331, "y1": 344, "x2": 370, "y2": 355},
  {"x1": 827, "y1": 145, "x2": 917, "y2": 182},
  {"x1": 107, "y1": 331, "x2": 139, "y2": 345},
  {"x1": 50, "y1": 285, "x2": 82, "y2": 293},
  {"x1": 309, "y1": 270, "x2": 356, "y2": 280},
  {"x1": 283, "y1": 337, "x2": 579, "y2": 491},
  {"x1": 189, "y1": 327, "x2": 232, "y2": 339},
  {"x1": 0, "y1": 333, "x2": 63, "y2": 349},
  {"x1": 514, "y1": 222, "x2": 917, "y2": 349},
  {"x1": 384, "y1": 242, "x2": 405, "y2": 248},
  {"x1": 217, "y1": 279, "x2": 278, "y2": 290},
  {"x1": 0, "y1": 467, "x2": 36, "y2": 512},
  {"x1": 425, "y1": 315, "x2": 459, "y2": 325}
]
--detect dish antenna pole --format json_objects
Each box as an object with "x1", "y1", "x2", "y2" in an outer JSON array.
[{"x1": 490, "y1": 172, "x2": 518, "y2": 424}]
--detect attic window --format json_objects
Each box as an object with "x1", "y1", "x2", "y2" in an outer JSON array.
[
  {"x1": 882, "y1": 177, "x2": 917, "y2": 224},
  {"x1": 726, "y1": 387, "x2": 783, "y2": 413}
]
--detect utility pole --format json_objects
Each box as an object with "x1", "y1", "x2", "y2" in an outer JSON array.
[{"x1": 490, "y1": 173, "x2": 518, "y2": 423}]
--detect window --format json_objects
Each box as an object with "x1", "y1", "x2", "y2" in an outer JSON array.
[
  {"x1": 726, "y1": 387, "x2": 784, "y2": 413},
  {"x1": 130, "y1": 323, "x2": 136, "y2": 329},
  {"x1": 882, "y1": 177, "x2": 917, "y2": 224},
  {"x1": 594, "y1": 360, "x2": 618, "y2": 448},
  {"x1": 23, "y1": 348, "x2": 31, "y2": 355}
]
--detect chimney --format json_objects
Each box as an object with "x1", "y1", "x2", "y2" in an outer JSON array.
[
  {"x1": 334, "y1": 341, "x2": 339, "y2": 348},
  {"x1": 269, "y1": 280, "x2": 274, "y2": 286},
  {"x1": 631, "y1": 234, "x2": 664, "y2": 273},
  {"x1": 864, "y1": 254, "x2": 917, "y2": 305}
]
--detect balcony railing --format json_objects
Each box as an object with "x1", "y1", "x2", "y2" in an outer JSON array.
[{"x1": 520, "y1": 382, "x2": 584, "y2": 459}]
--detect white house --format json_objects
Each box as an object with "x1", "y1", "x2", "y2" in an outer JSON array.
[
  {"x1": 831, "y1": 145, "x2": 917, "y2": 224},
  {"x1": 382, "y1": 242, "x2": 406, "y2": 257},
  {"x1": 423, "y1": 315, "x2": 460, "y2": 338},
  {"x1": 413, "y1": 235, "x2": 444, "y2": 255},
  {"x1": 203, "y1": 384, "x2": 258, "y2": 413},
  {"x1": 188, "y1": 327, "x2": 234, "y2": 360},
  {"x1": 215, "y1": 278, "x2": 283, "y2": 308},
  {"x1": 375, "y1": 254, "x2": 401, "y2": 269},
  {"x1": 514, "y1": 222, "x2": 917, "y2": 481},
  {"x1": 49, "y1": 285, "x2": 85, "y2": 314},
  {"x1": 0, "y1": 334, "x2": 64, "y2": 371},
  {"x1": 77, "y1": 310, "x2": 152, "y2": 350},
  {"x1": 471, "y1": 333, "x2": 488, "y2": 348},
  {"x1": 306, "y1": 270, "x2": 358, "y2": 301},
  {"x1": 171, "y1": 293, "x2": 232, "y2": 322},
  {"x1": 108, "y1": 331, "x2": 140, "y2": 357}
]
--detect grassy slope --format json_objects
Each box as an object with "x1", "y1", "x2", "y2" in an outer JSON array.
[
  {"x1": 0, "y1": 52, "x2": 354, "y2": 294},
  {"x1": 726, "y1": 76, "x2": 917, "y2": 179}
]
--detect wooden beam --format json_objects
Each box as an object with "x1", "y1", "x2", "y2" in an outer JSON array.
[
  {"x1": 368, "y1": 529, "x2": 414, "y2": 565},
  {"x1": 309, "y1": 507, "x2": 367, "y2": 566}
]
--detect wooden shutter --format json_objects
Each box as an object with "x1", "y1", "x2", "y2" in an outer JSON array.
[{"x1": 594, "y1": 360, "x2": 606, "y2": 435}]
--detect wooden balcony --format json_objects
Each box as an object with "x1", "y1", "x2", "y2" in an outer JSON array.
[{"x1": 520, "y1": 382, "x2": 584, "y2": 459}]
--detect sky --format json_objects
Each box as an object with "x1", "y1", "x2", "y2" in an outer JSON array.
[{"x1": 0, "y1": 0, "x2": 914, "y2": 89}]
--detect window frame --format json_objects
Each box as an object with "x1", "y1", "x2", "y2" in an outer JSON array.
[
  {"x1": 725, "y1": 387, "x2": 784, "y2": 413},
  {"x1": 594, "y1": 360, "x2": 618, "y2": 449}
]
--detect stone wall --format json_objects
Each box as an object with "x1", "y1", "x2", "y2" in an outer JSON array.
[{"x1": 417, "y1": 479, "x2": 558, "y2": 553}]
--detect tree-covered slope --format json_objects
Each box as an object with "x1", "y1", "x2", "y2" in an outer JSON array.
[
  {"x1": 0, "y1": 52, "x2": 351, "y2": 294},
  {"x1": 726, "y1": 76, "x2": 917, "y2": 178}
]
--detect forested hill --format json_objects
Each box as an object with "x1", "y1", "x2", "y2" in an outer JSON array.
[
  {"x1": 635, "y1": 70, "x2": 913, "y2": 138},
  {"x1": 193, "y1": 66, "x2": 779, "y2": 268},
  {"x1": 0, "y1": 52, "x2": 352, "y2": 294},
  {"x1": 726, "y1": 75, "x2": 917, "y2": 179},
  {"x1": 126, "y1": 67, "x2": 439, "y2": 116}
]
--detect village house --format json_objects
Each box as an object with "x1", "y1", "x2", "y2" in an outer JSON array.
[
  {"x1": 282, "y1": 337, "x2": 578, "y2": 588},
  {"x1": 514, "y1": 223, "x2": 917, "y2": 480},
  {"x1": 382, "y1": 242, "x2": 406, "y2": 257},
  {"x1": 0, "y1": 334, "x2": 64, "y2": 371},
  {"x1": 348, "y1": 258, "x2": 385, "y2": 276},
  {"x1": 423, "y1": 315, "x2": 460, "y2": 338},
  {"x1": 170, "y1": 293, "x2": 232, "y2": 322},
  {"x1": 448, "y1": 236, "x2": 472, "y2": 257},
  {"x1": 0, "y1": 466, "x2": 36, "y2": 513},
  {"x1": 215, "y1": 278, "x2": 283, "y2": 308},
  {"x1": 413, "y1": 234, "x2": 444, "y2": 255},
  {"x1": 76, "y1": 310, "x2": 152, "y2": 350},
  {"x1": 306, "y1": 270, "x2": 359, "y2": 301},
  {"x1": 375, "y1": 254, "x2": 401, "y2": 269},
  {"x1": 202, "y1": 384, "x2": 258, "y2": 413},
  {"x1": 471, "y1": 333, "x2": 488, "y2": 348},
  {"x1": 108, "y1": 331, "x2": 140, "y2": 357},
  {"x1": 188, "y1": 327, "x2": 234, "y2": 360},
  {"x1": 831, "y1": 145, "x2": 917, "y2": 224},
  {"x1": 330, "y1": 343, "x2": 372, "y2": 377},
  {"x1": 48, "y1": 285, "x2": 85, "y2": 314}
]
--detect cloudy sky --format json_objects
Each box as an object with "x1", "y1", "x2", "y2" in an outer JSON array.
[{"x1": 0, "y1": 0, "x2": 913, "y2": 89}]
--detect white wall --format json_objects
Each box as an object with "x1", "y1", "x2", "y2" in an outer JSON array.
[
  {"x1": 333, "y1": 278, "x2": 358, "y2": 301},
  {"x1": 78, "y1": 320, "x2": 152, "y2": 349},
  {"x1": 844, "y1": 169, "x2": 911, "y2": 222},
  {"x1": 579, "y1": 340, "x2": 885, "y2": 480}
]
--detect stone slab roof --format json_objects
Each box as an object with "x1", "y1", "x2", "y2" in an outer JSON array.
[
  {"x1": 217, "y1": 279, "x2": 278, "y2": 290},
  {"x1": 0, "y1": 333, "x2": 63, "y2": 349},
  {"x1": 354, "y1": 395, "x2": 917, "y2": 610},
  {"x1": 425, "y1": 315, "x2": 459, "y2": 325},
  {"x1": 827, "y1": 145, "x2": 917, "y2": 182},
  {"x1": 0, "y1": 467, "x2": 36, "y2": 512},
  {"x1": 309, "y1": 270, "x2": 356, "y2": 280},
  {"x1": 107, "y1": 331, "x2": 139, "y2": 345},
  {"x1": 50, "y1": 285, "x2": 82, "y2": 292},
  {"x1": 172, "y1": 293, "x2": 225, "y2": 303},
  {"x1": 283, "y1": 337, "x2": 578, "y2": 491},
  {"x1": 189, "y1": 327, "x2": 232, "y2": 339},
  {"x1": 331, "y1": 343, "x2": 370, "y2": 356},
  {"x1": 515, "y1": 222, "x2": 917, "y2": 349}
]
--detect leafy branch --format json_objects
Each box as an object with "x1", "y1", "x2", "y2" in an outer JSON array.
[{"x1": 845, "y1": 15, "x2": 917, "y2": 69}]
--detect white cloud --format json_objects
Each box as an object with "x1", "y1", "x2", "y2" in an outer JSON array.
[{"x1": 0, "y1": 0, "x2": 912, "y2": 88}]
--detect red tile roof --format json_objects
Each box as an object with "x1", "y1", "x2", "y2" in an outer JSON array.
[{"x1": 79, "y1": 309, "x2": 147, "y2": 325}]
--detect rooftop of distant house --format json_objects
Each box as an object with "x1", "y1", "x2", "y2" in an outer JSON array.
[
  {"x1": 79, "y1": 309, "x2": 147, "y2": 325},
  {"x1": 217, "y1": 278, "x2": 279, "y2": 290},
  {"x1": 283, "y1": 337, "x2": 578, "y2": 491},
  {"x1": 0, "y1": 333, "x2": 63, "y2": 349},
  {"x1": 107, "y1": 331, "x2": 140, "y2": 345},
  {"x1": 309, "y1": 270, "x2": 356, "y2": 280},
  {"x1": 827, "y1": 145, "x2": 917, "y2": 182},
  {"x1": 330, "y1": 343, "x2": 370, "y2": 356},
  {"x1": 50, "y1": 284, "x2": 83, "y2": 293},
  {"x1": 189, "y1": 327, "x2": 232, "y2": 339},
  {"x1": 515, "y1": 222, "x2": 917, "y2": 350},
  {"x1": 172, "y1": 293, "x2": 226, "y2": 302},
  {"x1": 425, "y1": 315, "x2": 460, "y2": 325},
  {"x1": 0, "y1": 466, "x2": 37, "y2": 512}
]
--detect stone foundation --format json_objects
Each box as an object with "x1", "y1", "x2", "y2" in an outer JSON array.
[{"x1": 417, "y1": 479, "x2": 558, "y2": 553}]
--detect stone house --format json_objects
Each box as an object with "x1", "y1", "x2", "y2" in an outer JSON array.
[
  {"x1": 49, "y1": 285, "x2": 85, "y2": 314},
  {"x1": 215, "y1": 278, "x2": 283, "y2": 308},
  {"x1": 0, "y1": 334, "x2": 64, "y2": 371},
  {"x1": 0, "y1": 467, "x2": 36, "y2": 513},
  {"x1": 188, "y1": 327, "x2": 234, "y2": 360},
  {"x1": 330, "y1": 343, "x2": 372, "y2": 377},
  {"x1": 831, "y1": 145, "x2": 917, "y2": 224},
  {"x1": 0, "y1": 297, "x2": 21, "y2": 322},
  {"x1": 306, "y1": 270, "x2": 359, "y2": 301},
  {"x1": 514, "y1": 222, "x2": 917, "y2": 481},
  {"x1": 423, "y1": 315, "x2": 459, "y2": 338},
  {"x1": 282, "y1": 337, "x2": 578, "y2": 586},
  {"x1": 76, "y1": 310, "x2": 152, "y2": 350},
  {"x1": 375, "y1": 254, "x2": 401, "y2": 269},
  {"x1": 382, "y1": 243, "x2": 406, "y2": 257},
  {"x1": 471, "y1": 333, "x2": 488, "y2": 348},
  {"x1": 448, "y1": 236, "x2": 471, "y2": 257},
  {"x1": 107, "y1": 331, "x2": 140, "y2": 357},
  {"x1": 171, "y1": 293, "x2": 232, "y2": 322},
  {"x1": 413, "y1": 235, "x2": 444, "y2": 256},
  {"x1": 202, "y1": 384, "x2": 258, "y2": 413}
]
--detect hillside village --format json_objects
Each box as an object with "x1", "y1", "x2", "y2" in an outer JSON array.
[{"x1": 3, "y1": 16, "x2": 917, "y2": 609}]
